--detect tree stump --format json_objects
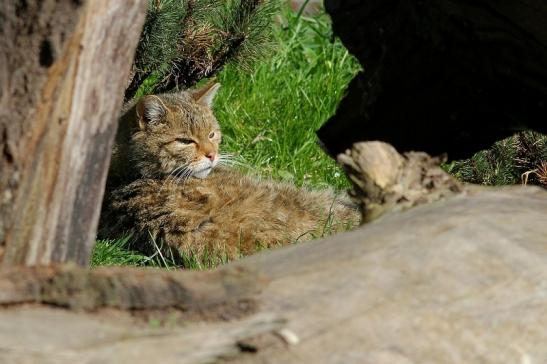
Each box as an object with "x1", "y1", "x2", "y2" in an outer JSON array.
[{"x1": 0, "y1": 0, "x2": 147, "y2": 266}]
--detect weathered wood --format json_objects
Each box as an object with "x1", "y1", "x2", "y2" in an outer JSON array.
[
  {"x1": 0, "y1": 186, "x2": 546, "y2": 363},
  {"x1": 0, "y1": 307, "x2": 284, "y2": 364},
  {"x1": 319, "y1": 0, "x2": 547, "y2": 159},
  {"x1": 0, "y1": 264, "x2": 278, "y2": 364},
  {"x1": 337, "y1": 141, "x2": 462, "y2": 222},
  {"x1": 0, "y1": 0, "x2": 147, "y2": 266},
  {"x1": 234, "y1": 186, "x2": 547, "y2": 363},
  {"x1": 0, "y1": 264, "x2": 262, "y2": 313}
]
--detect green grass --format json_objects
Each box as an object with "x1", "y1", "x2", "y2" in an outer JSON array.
[
  {"x1": 92, "y1": 237, "x2": 160, "y2": 268},
  {"x1": 214, "y1": 9, "x2": 361, "y2": 189},
  {"x1": 92, "y1": 237, "x2": 232, "y2": 269},
  {"x1": 92, "y1": 8, "x2": 361, "y2": 269}
]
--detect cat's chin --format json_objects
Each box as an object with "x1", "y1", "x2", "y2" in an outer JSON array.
[{"x1": 192, "y1": 167, "x2": 213, "y2": 179}]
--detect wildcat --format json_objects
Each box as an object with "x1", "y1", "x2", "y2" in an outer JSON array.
[{"x1": 101, "y1": 82, "x2": 360, "y2": 262}]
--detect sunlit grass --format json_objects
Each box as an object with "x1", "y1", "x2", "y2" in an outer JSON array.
[{"x1": 215, "y1": 9, "x2": 361, "y2": 189}]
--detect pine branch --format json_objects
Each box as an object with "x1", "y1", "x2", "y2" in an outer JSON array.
[
  {"x1": 449, "y1": 132, "x2": 547, "y2": 188},
  {"x1": 125, "y1": 0, "x2": 277, "y2": 100}
]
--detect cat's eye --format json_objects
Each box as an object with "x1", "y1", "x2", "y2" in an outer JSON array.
[
  {"x1": 176, "y1": 137, "x2": 195, "y2": 145},
  {"x1": 208, "y1": 131, "x2": 215, "y2": 139}
]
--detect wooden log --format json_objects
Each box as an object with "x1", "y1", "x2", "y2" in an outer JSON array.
[
  {"x1": 0, "y1": 0, "x2": 147, "y2": 266},
  {"x1": 0, "y1": 306, "x2": 284, "y2": 364},
  {"x1": 234, "y1": 186, "x2": 547, "y2": 363},
  {"x1": 0, "y1": 264, "x2": 263, "y2": 313},
  {"x1": 319, "y1": 0, "x2": 547, "y2": 159},
  {"x1": 0, "y1": 186, "x2": 545, "y2": 363},
  {"x1": 0, "y1": 264, "x2": 276, "y2": 363},
  {"x1": 337, "y1": 141, "x2": 463, "y2": 222}
]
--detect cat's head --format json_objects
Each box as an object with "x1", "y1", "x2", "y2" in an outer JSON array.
[{"x1": 131, "y1": 82, "x2": 222, "y2": 179}]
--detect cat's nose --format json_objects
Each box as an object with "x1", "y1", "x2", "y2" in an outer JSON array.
[{"x1": 205, "y1": 152, "x2": 215, "y2": 161}]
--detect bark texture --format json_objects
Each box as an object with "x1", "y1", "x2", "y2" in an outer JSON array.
[
  {"x1": 0, "y1": 0, "x2": 146, "y2": 266},
  {"x1": 319, "y1": 0, "x2": 547, "y2": 159},
  {"x1": 337, "y1": 141, "x2": 463, "y2": 222},
  {"x1": 0, "y1": 264, "x2": 261, "y2": 314}
]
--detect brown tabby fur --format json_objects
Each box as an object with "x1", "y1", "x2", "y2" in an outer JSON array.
[{"x1": 101, "y1": 82, "x2": 359, "y2": 262}]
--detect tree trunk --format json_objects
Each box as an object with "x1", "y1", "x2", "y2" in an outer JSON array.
[
  {"x1": 319, "y1": 0, "x2": 547, "y2": 160},
  {"x1": 0, "y1": 0, "x2": 147, "y2": 266}
]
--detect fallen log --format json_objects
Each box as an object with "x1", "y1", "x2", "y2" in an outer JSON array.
[
  {"x1": 0, "y1": 183, "x2": 545, "y2": 363},
  {"x1": 233, "y1": 185, "x2": 547, "y2": 363},
  {"x1": 0, "y1": 306, "x2": 284, "y2": 364},
  {"x1": 0, "y1": 264, "x2": 262, "y2": 315}
]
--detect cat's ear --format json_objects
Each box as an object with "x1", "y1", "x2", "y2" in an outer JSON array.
[
  {"x1": 191, "y1": 82, "x2": 221, "y2": 107},
  {"x1": 135, "y1": 95, "x2": 168, "y2": 129}
]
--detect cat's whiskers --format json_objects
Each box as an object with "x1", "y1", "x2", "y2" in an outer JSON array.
[
  {"x1": 219, "y1": 153, "x2": 234, "y2": 161},
  {"x1": 172, "y1": 165, "x2": 191, "y2": 184},
  {"x1": 217, "y1": 153, "x2": 244, "y2": 167},
  {"x1": 175, "y1": 167, "x2": 193, "y2": 184},
  {"x1": 160, "y1": 164, "x2": 188, "y2": 194}
]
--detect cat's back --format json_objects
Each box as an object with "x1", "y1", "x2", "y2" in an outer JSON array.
[{"x1": 109, "y1": 166, "x2": 358, "y2": 237}]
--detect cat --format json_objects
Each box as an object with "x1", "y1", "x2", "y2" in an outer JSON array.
[{"x1": 101, "y1": 82, "x2": 360, "y2": 262}]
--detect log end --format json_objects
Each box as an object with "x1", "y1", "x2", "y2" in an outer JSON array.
[{"x1": 337, "y1": 141, "x2": 464, "y2": 222}]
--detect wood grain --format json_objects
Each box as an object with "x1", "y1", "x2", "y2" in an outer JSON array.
[
  {"x1": 0, "y1": 0, "x2": 147, "y2": 266},
  {"x1": 233, "y1": 186, "x2": 547, "y2": 363},
  {"x1": 0, "y1": 264, "x2": 263, "y2": 314}
]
